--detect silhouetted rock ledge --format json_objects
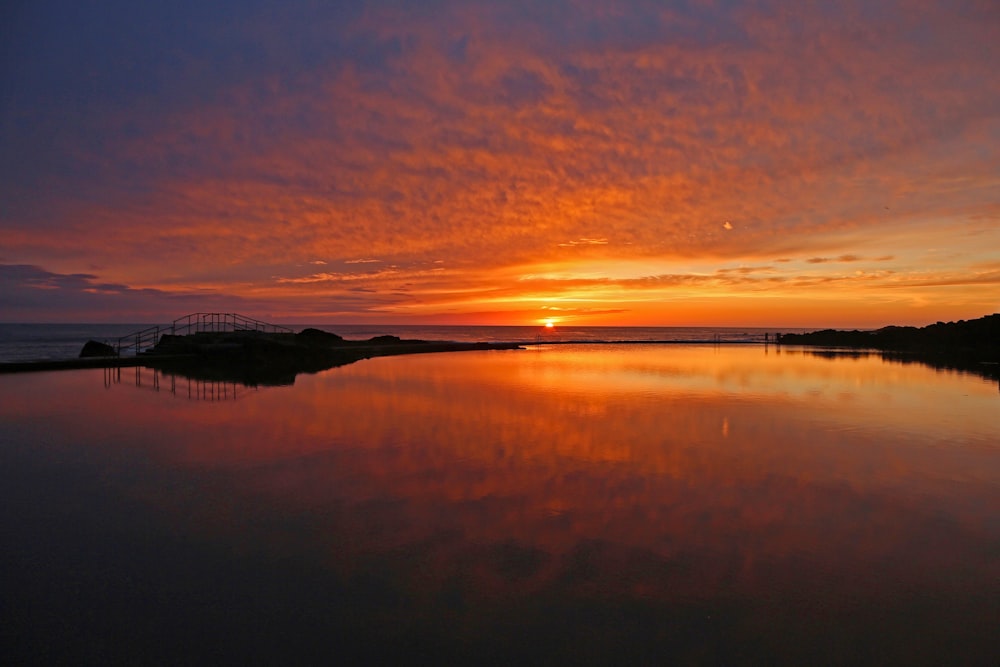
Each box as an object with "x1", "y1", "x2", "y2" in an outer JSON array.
[
  {"x1": 296, "y1": 328, "x2": 343, "y2": 343},
  {"x1": 79, "y1": 340, "x2": 116, "y2": 357},
  {"x1": 0, "y1": 328, "x2": 522, "y2": 379},
  {"x1": 778, "y1": 314, "x2": 1000, "y2": 363},
  {"x1": 140, "y1": 330, "x2": 523, "y2": 384}
]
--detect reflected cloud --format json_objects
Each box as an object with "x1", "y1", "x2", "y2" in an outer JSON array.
[{"x1": 1, "y1": 345, "x2": 997, "y2": 660}]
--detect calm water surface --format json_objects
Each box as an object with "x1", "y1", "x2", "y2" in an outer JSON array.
[{"x1": 2, "y1": 345, "x2": 997, "y2": 664}]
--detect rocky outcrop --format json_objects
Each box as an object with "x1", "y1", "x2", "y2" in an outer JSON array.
[
  {"x1": 367, "y1": 334, "x2": 405, "y2": 344},
  {"x1": 778, "y1": 314, "x2": 1000, "y2": 363},
  {"x1": 79, "y1": 340, "x2": 116, "y2": 357},
  {"x1": 136, "y1": 328, "x2": 521, "y2": 386},
  {"x1": 296, "y1": 328, "x2": 344, "y2": 344}
]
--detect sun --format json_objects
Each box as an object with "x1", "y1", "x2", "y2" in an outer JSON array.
[{"x1": 544, "y1": 319, "x2": 555, "y2": 328}]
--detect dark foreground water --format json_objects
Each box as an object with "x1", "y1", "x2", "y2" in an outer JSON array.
[{"x1": 1, "y1": 345, "x2": 997, "y2": 664}]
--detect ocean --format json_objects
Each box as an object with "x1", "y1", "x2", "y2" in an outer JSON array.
[{"x1": 0, "y1": 322, "x2": 813, "y2": 362}]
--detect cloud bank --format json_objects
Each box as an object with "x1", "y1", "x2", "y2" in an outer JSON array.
[{"x1": 1, "y1": 0, "x2": 998, "y2": 325}]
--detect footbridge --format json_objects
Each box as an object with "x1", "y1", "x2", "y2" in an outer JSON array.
[{"x1": 115, "y1": 313, "x2": 293, "y2": 357}]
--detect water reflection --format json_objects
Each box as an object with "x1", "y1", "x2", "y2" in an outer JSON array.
[
  {"x1": 2, "y1": 346, "x2": 997, "y2": 664},
  {"x1": 103, "y1": 365, "x2": 256, "y2": 401},
  {"x1": 783, "y1": 346, "x2": 1000, "y2": 392}
]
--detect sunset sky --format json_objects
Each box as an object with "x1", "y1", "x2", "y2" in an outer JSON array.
[{"x1": 2, "y1": 0, "x2": 998, "y2": 327}]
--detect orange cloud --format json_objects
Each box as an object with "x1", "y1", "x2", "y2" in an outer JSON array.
[{"x1": 2, "y1": 1, "x2": 998, "y2": 326}]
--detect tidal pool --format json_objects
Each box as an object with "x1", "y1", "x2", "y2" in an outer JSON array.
[{"x1": 2, "y1": 345, "x2": 997, "y2": 664}]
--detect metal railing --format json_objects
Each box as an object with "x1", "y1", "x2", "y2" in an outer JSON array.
[{"x1": 114, "y1": 313, "x2": 293, "y2": 356}]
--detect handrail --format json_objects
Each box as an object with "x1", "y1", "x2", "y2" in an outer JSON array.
[{"x1": 114, "y1": 313, "x2": 294, "y2": 356}]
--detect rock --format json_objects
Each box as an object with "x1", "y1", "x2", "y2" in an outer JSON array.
[
  {"x1": 297, "y1": 328, "x2": 344, "y2": 343},
  {"x1": 80, "y1": 340, "x2": 116, "y2": 357},
  {"x1": 778, "y1": 313, "x2": 1000, "y2": 362},
  {"x1": 367, "y1": 335, "x2": 402, "y2": 344}
]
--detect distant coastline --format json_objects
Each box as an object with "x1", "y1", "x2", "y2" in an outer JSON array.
[
  {"x1": 777, "y1": 314, "x2": 1000, "y2": 386},
  {"x1": 777, "y1": 313, "x2": 999, "y2": 360}
]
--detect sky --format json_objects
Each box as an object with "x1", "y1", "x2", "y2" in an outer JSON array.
[{"x1": 1, "y1": 0, "x2": 998, "y2": 327}]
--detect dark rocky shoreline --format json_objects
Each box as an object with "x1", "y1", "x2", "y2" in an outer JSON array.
[
  {"x1": 0, "y1": 328, "x2": 522, "y2": 384},
  {"x1": 777, "y1": 313, "x2": 999, "y2": 359},
  {"x1": 777, "y1": 313, "x2": 1000, "y2": 385},
  {"x1": 138, "y1": 331, "x2": 522, "y2": 386}
]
